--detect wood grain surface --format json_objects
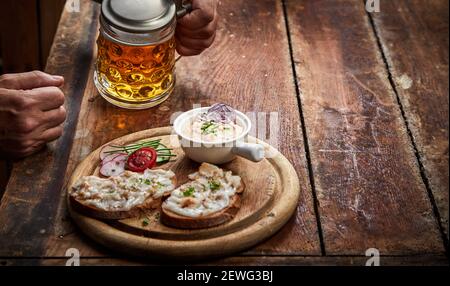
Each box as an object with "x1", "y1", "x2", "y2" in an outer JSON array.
[
  {"x1": 0, "y1": 0, "x2": 447, "y2": 265},
  {"x1": 371, "y1": 0, "x2": 449, "y2": 238},
  {"x1": 285, "y1": 0, "x2": 444, "y2": 255}
]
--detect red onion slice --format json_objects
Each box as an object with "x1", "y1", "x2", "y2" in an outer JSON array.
[
  {"x1": 204, "y1": 103, "x2": 236, "y2": 123},
  {"x1": 99, "y1": 154, "x2": 127, "y2": 177}
]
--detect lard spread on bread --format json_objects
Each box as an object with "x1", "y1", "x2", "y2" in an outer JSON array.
[
  {"x1": 71, "y1": 169, "x2": 175, "y2": 211},
  {"x1": 162, "y1": 163, "x2": 242, "y2": 217}
]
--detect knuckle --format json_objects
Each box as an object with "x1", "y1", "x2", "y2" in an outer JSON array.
[
  {"x1": 54, "y1": 126, "x2": 64, "y2": 137},
  {"x1": 18, "y1": 118, "x2": 39, "y2": 134},
  {"x1": 11, "y1": 138, "x2": 33, "y2": 150},
  {"x1": 30, "y1": 70, "x2": 47, "y2": 86},
  {"x1": 56, "y1": 107, "x2": 67, "y2": 123},
  {"x1": 12, "y1": 95, "x2": 32, "y2": 111},
  {"x1": 60, "y1": 106, "x2": 67, "y2": 118},
  {"x1": 0, "y1": 74, "x2": 16, "y2": 88},
  {"x1": 32, "y1": 70, "x2": 45, "y2": 75},
  {"x1": 57, "y1": 90, "x2": 65, "y2": 105},
  {"x1": 18, "y1": 144, "x2": 42, "y2": 157},
  {"x1": 18, "y1": 140, "x2": 32, "y2": 149},
  {"x1": 50, "y1": 87, "x2": 65, "y2": 105},
  {"x1": 0, "y1": 74, "x2": 8, "y2": 83},
  {"x1": 31, "y1": 70, "x2": 46, "y2": 78}
]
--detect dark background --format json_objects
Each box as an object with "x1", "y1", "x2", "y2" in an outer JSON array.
[{"x1": 0, "y1": 0, "x2": 66, "y2": 193}]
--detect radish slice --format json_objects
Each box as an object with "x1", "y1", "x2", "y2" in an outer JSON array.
[
  {"x1": 100, "y1": 154, "x2": 127, "y2": 177},
  {"x1": 100, "y1": 145, "x2": 124, "y2": 161},
  {"x1": 101, "y1": 153, "x2": 127, "y2": 166}
]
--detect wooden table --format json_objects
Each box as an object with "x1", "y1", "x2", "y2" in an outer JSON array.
[{"x1": 0, "y1": 0, "x2": 448, "y2": 266}]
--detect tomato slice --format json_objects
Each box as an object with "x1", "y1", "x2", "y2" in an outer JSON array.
[{"x1": 126, "y1": 147, "x2": 157, "y2": 172}]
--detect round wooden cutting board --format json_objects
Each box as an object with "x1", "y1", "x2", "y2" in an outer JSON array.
[{"x1": 68, "y1": 127, "x2": 300, "y2": 260}]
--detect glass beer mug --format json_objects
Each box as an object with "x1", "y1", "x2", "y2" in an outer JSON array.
[{"x1": 94, "y1": 0, "x2": 191, "y2": 109}]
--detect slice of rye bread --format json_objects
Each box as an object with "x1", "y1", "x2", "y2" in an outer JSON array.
[
  {"x1": 160, "y1": 181, "x2": 245, "y2": 229},
  {"x1": 69, "y1": 176, "x2": 177, "y2": 220}
]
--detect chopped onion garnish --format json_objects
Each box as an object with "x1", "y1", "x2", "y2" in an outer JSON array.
[{"x1": 202, "y1": 103, "x2": 236, "y2": 124}]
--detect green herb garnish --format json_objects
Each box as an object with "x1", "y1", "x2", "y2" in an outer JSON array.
[
  {"x1": 201, "y1": 120, "x2": 218, "y2": 134},
  {"x1": 105, "y1": 139, "x2": 162, "y2": 155},
  {"x1": 142, "y1": 218, "x2": 149, "y2": 226},
  {"x1": 155, "y1": 143, "x2": 175, "y2": 164},
  {"x1": 144, "y1": 179, "x2": 152, "y2": 185},
  {"x1": 183, "y1": 187, "x2": 195, "y2": 197},
  {"x1": 103, "y1": 140, "x2": 177, "y2": 166},
  {"x1": 209, "y1": 180, "x2": 221, "y2": 191}
]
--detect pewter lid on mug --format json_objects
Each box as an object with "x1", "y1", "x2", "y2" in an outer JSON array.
[
  {"x1": 102, "y1": 0, "x2": 176, "y2": 33},
  {"x1": 99, "y1": 0, "x2": 191, "y2": 45}
]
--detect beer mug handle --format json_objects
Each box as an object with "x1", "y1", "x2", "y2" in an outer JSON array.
[{"x1": 175, "y1": 0, "x2": 193, "y2": 18}]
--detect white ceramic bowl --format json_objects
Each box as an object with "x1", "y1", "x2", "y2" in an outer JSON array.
[{"x1": 173, "y1": 107, "x2": 265, "y2": 164}]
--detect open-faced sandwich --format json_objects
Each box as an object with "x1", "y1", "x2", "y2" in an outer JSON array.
[
  {"x1": 161, "y1": 163, "x2": 245, "y2": 229},
  {"x1": 70, "y1": 169, "x2": 176, "y2": 220}
]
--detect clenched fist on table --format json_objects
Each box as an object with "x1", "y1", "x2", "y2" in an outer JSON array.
[{"x1": 0, "y1": 71, "x2": 67, "y2": 159}]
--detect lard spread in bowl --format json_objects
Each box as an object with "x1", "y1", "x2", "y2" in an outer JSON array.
[{"x1": 181, "y1": 103, "x2": 244, "y2": 143}]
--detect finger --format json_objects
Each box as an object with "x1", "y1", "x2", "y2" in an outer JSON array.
[
  {"x1": 39, "y1": 126, "x2": 64, "y2": 142},
  {"x1": 176, "y1": 17, "x2": 218, "y2": 39},
  {"x1": 176, "y1": 45, "x2": 203, "y2": 56},
  {"x1": 177, "y1": 1, "x2": 216, "y2": 30},
  {"x1": 176, "y1": 33, "x2": 216, "y2": 53},
  {"x1": 0, "y1": 87, "x2": 24, "y2": 107},
  {"x1": 0, "y1": 71, "x2": 64, "y2": 90},
  {"x1": 42, "y1": 106, "x2": 67, "y2": 129},
  {"x1": 25, "y1": 86, "x2": 65, "y2": 111},
  {"x1": 0, "y1": 124, "x2": 63, "y2": 156},
  {"x1": 16, "y1": 142, "x2": 47, "y2": 158},
  {"x1": 0, "y1": 146, "x2": 42, "y2": 159},
  {"x1": 175, "y1": 39, "x2": 204, "y2": 56},
  {"x1": 0, "y1": 139, "x2": 45, "y2": 158}
]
